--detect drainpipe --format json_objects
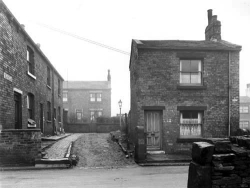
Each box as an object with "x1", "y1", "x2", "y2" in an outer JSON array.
[{"x1": 228, "y1": 51, "x2": 231, "y2": 137}]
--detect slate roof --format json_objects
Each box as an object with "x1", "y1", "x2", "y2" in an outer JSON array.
[
  {"x1": 240, "y1": 96, "x2": 250, "y2": 103},
  {"x1": 134, "y1": 39, "x2": 241, "y2": 51},
  {"x1": 63, "y1": 81, "x2": 110, "y2": 90}
]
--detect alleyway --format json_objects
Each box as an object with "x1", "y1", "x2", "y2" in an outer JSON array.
[
  {"x1": 45, "y1": 134, "x2": 83, "y2": 159},
  {"x1": 71, "y1": 133, "x2": 136, "y2": 168}
]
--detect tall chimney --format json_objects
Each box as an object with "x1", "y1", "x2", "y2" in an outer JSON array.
[
  {"x1": 246, "y1": 84, "x2": 250, "y2": 97},
  {"x1": 207, "y1": 9, "x2": 212, "y2": 24},
  {"x1": 205, "y1": 9, "x2": 221, "y2": 41},
  {"x1": 107, "y1": 69, "x2": 111, "y2": 82}
]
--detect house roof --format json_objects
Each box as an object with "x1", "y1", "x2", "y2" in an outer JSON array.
[
  {"x1": 63, "y1": 81, "x2": 110, "y2": 90},
  {"x1": 240, "y1": 96, "x2": 250, "y2": 103},
  {"x1": 0, "y1": 1, "x2": 64, "y2": 81},
  {"x1": 134, "y1": 39, "x2": 241, "y2": 51}
]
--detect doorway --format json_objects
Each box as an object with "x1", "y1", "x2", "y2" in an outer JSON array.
[
  {"x1": 40, "y1": 103, "x2": 44, "y2": 133},
  {"x1": 144, "y1": 111, "x2": 162, "y2": 150},
  {"x1": 14, "y1": 92, "x2": 22, "y2": 129}
]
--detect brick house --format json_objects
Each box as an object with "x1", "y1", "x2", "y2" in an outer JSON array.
[
  {"x1": 63, "y1": 70, "x2": 111, "y2": 123},
  {"x1": 129, "y1": 9, "x2": 241, "y2": 155},
  {"x1": 0, "y1": 1, "x2": 64, "y2": 135},
  {"x1": 239, "y1": 84, "x2": 250, "y2": 130}
]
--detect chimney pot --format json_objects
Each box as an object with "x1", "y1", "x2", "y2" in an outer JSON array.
[
  {"x1": 207, "y1": 9, "x2": 212, "y2": 24},
  {"x1": 20, "y1": 24, "x2": 25, "y2": 29},
  {"x1": 107, "y1": 69, "x2": 111, "y2": 82},
  {"x1": 36, "y1": 43, "x2": 41, "y2": 48}
]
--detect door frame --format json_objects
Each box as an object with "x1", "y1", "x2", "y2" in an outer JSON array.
[
  {"x1": 144, "y1": 110, "x2": 163, "y2": 151},
  {"x1": 14, "y1": 91, "x2": 22, "y2": 129}
]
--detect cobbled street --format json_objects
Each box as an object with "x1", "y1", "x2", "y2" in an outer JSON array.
[
  {"x1": 71, "y1": 133, "x2": 136, "y2": 168},
  {"x1": 45, "y1": 134, "x2": 83, "y2": 159}
]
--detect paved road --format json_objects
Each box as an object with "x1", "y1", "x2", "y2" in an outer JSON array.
[
  {"x1": 0, "y1": 166, "x2": 188, "y2": 188},
  {"x1": 45, "y1": 134, "x2": 83, "y2": 158}
]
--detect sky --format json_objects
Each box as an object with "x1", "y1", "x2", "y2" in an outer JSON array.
[{"x1": 3, "y1": 0, "x2": 250, "y2": 116}]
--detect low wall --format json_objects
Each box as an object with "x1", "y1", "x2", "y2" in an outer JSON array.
[
  {"x1": 0, "y1": 129, "x2": 41, "y2": 166},
  {"x1": 188, "y1": 136, "x2": 250, "y2": 188},
  {"x1": 65, "y1": 123, "x2": 120, "y2": 133}
]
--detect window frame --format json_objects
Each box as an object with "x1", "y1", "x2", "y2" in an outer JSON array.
[
  {"x1": 63, "y1": 91, "x2": 68, "y2": 102},
  {"x1": 58, "y1": 106, "x2": 61, "y2": 123},
  {"x1": 27, "y1": 46, "x2": 35, "y2": 76},
  {"x1": 240, "y1": 121, "x2": 250, "y2": 130},
  {"x1": 179, "y1": 110, "x2": 203, "y2": 138},
  {"x1": 89, "y1": 93, "x2": 102, "y2": 102},
  {"x1": 179, "y1": 59, "x2": 203, "y2": 86},
  {"x1": 47, "y1": 66, "x2": 51, "y2": 87},
  {"x1": 47, "y1": 101, "x2": 51, "y2": 121},
  {"x1": 240, "y1": 106, "x2": 249, "y2": 113},
  {"x1": 27, "y1": 93, "x2": 35, "y2": 120},
  {"x1": 76, "y1": 109, "x2": 82, "y2": 122}
]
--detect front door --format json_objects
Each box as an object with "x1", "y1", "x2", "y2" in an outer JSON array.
[
  {"x1": 145, "y1": 111, "x2": 162, "y2": 150},
  {"x1": 14, "y1": 92, "x2": 22, "y2": 129}
]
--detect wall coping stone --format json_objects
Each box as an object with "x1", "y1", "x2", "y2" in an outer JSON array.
[{"x1": 1, "y1": 129, "x2": 41, "y2": 133}]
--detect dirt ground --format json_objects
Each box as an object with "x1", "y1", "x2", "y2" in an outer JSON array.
[{"x1": 71, "y1": 133, "x2": 136, "y2": 168}]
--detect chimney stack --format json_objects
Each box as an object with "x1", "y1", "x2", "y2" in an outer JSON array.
[
  {"x1": 207, "y1": 9, "x2": 212, "y2": 24},
  {"x1": 107, "y1": 69, "x2": 111, "y2": 82},
  {"x1": 205, "y1": 9, "x2": 221, "y2": 41},
  {"x1": 246, "y1": 84, "x2": 250, "y2": 97}
]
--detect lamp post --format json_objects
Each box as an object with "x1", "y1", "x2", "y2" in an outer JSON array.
[{"x1": 118, "y1": 100, "x2": 122, "y2": 128}]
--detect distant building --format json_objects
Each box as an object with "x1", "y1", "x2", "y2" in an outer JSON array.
[
  {"x1": 0, "y1": 1, "x2": 64, "y2": 135},
  {"x1": 63, "y1": 70, "x2": 111, "y2": 122},
  {"x1": 129, "y1": 9, "x2": 241, "y2": 154},
  {"x1": 240, "y1": 84, "x2": 250, "y2": 130}
]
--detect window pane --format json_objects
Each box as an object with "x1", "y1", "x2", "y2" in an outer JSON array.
[
  {"x1": 191, "y1": 73, "x2": 201, "y2": 84},
  {"x1": 190, "y1": 60, "x2": 200, "y2": 72},
  {"x1": 180, "y1": 60, "x2": 190, "y2": 72},
  {"x1": 180, "y1": 73, "x2": 190, "y2": 83},
  {"x1": 97, "y1": 93, "x2": 102, "y2": 102}
]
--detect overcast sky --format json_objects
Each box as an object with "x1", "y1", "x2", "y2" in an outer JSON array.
[{"x1": 4, "y1": 0, "x2": 250, "y2": 116}]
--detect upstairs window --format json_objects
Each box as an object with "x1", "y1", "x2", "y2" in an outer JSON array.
[
  {"x1": 90, "y1": 93, "x2": 102, "y2": 102},
  {"x1": 180, "y1": 111, "x2": 203, "y2": 138},
  {"x1": 63, "y1": 91, "x2": 68, "y2": 102},
  {"x1": 58, "y1": 79, "x2": 61, "y2": 96},
  {"x1": 240, "y1": 106, "x2": 249, "y2": 113},
  {"x1": 180, "y1": 60, "x2": 202, "y2": 85},
  {"x1": 47, "y1": 101, "x2": 51, "y2": 121},
  {"x1": 47, "y1": 66, "x2": 51, "y2": 87},
  {"x1": 27, "y1": 46, "x2": 35, "y2": 75},
  {"x1": 27, "y1": 93, "x2": 34, "y2": 119}
]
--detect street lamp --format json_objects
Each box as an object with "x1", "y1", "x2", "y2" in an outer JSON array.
[{"x1": 118, "y1": 100, "x2": 122, "y2": 127}]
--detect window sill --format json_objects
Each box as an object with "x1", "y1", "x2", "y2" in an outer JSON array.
[
  {"x1": 47, "y1": 120, "x2": 52, "y2": 123},
  {"x1": 177, "y1": 85, "x2": 207, "y2": 90},
  {"x1": 27, "y1": 71, "x2": 36, "y2": 80},
  {"x1": 47, "y1": 85, "x2": 52, "y2": 90},
  {"x1": 177, "y1": 137, "x2": 205, "y2": 143}
]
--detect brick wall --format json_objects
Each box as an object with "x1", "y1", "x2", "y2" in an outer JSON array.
[
  {"x1": 130, "y1": 47, "x2": 240, "y2": 154},
  {"x1": 64, "y1": 123, "x2": 120, "y2": 133},
  {"x1": 0, "y1": 129, "x2": 41, "y2": 166},
  {"x1": 0, "y1": 2, "x2": 63, "y2": 135},
  {"x1": 63, "y1": 89, "x2": 111, "y2": 121}
]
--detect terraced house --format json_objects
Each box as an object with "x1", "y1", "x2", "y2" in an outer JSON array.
[
  {"x1": 63, "y1": 70, "x2": 111, "y2": 123},
  {"x1": 0, "y1": 1, "x2": 64, "y2": 135},
  {"x1": 129, "y1": 9, "x2": 241, "y2": 156}
]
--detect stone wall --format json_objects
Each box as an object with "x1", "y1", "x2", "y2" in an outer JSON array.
[
  {"x1": 0, "y1": 129, "x2": 41, "y2": 166},
  {"x1": 188, "y1": 136, "x2": 250, "y2": 188}
]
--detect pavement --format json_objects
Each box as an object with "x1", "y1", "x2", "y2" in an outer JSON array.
[
  {"x1": 0, "y1": 133, "x2": 191, "y2": 171},
  {"x1": 0, "y1": 165, "x2": 189, "y2": 188}
]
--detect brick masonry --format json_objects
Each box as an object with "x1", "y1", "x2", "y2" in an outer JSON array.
[
  {"x1": 0, "y1": 129, "x2": 41, "y2": 166},
  {"x1": 129, "y1": 10, "x2": 240, "y2": 154},
  {"x1": 0, "y1": 1, "x2": 64, "y2": 135}
]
